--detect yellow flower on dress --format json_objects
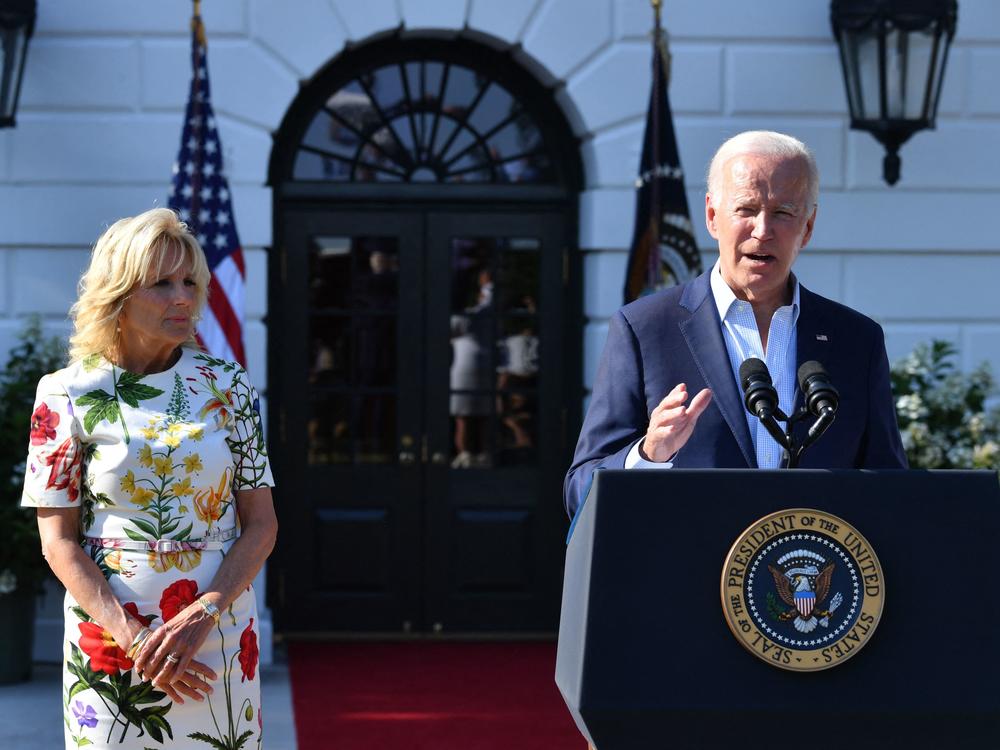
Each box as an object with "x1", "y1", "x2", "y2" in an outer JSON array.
[
  {"x1": 130, "y1": 487, "x2": 155, "y2": 507},
  {"x1": 120, "y1": 470, "x2": 136, "y2": 494},
  {"x1": 103, "y1": 550, "x2": 134, "y2": 578},
  {"x1": 138, "y1": 444, "x2": 154, "y2": 468},
  {"x1": 194, "y1": 467, "x2": 232, "y2": 526},
  {"x1": 153, "y1": 456, "x2": 174, "y2": 477},
  {"x1": 148, "y1": 549, "x2": 201, "y2": 574},
  {"x1": 172, "y1": 477, "x2": 194, "y2": 498},
  {"x1": 188, "y1": 425, "x2": 205, "y2": 442},
  {"x1": 183, "y1": 454, "x2": 203, "y2": 474},
  {"x1": 140, "y1": 425, "x2": 159, "y2": 441},
  {"x1": 163, "y1": 433, "x2": 182, "y2": 449},
  {"x1": 167, "y1": 422, "x2": 185, "y2": 435}
]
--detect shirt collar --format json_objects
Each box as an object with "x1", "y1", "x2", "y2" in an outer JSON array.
[{"x1": 710, "y1": 259, "x2": 800, "y2": 323}]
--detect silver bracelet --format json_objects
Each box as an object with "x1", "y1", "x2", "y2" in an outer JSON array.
[{"x1": 126, "y1": 626, "x2": 151, "y2": 661}]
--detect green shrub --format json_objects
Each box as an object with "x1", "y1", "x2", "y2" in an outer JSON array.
[
  {"x1": 890, "y1": 340, "x2": 1000, "y2": 470},
  {"x1": 0, "y1": 318, "x2": 66, "y2": 595}
]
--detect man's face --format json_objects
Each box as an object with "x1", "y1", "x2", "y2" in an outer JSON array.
[{"x1": 705, "y1": 153, "x2": 816, "y2": 307}]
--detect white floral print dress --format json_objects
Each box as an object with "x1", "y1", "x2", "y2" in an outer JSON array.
[{"x1": 21, "y1": 348, "x2": 274, "y2": 749}]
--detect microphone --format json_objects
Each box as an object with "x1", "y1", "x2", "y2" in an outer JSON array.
[
  {"x1": 739, "y1": 358, "x2": 790, "y2": 454},
  {"x1": 739, "y1": 358, "x2": 780, "y2": 420},
  {"x1": 796, "y1": 360, "x2": 838, "y2": 452},
  {"x1": 798, "y1": 361, "x2": 839, "y2": 417}
]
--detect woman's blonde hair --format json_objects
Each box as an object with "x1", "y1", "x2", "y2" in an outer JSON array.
[{"x1": 68, "y1": 208, "x2": 211, "y2": 363}]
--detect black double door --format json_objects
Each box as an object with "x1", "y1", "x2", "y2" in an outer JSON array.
[{"x1": 274, "y1": 207, "x2": 572, "y2": 633}]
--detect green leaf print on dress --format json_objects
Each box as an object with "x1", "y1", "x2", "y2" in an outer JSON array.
[
  {"x1": 166, "y1": 373, "x2": 191, "y2": 423},
  {"x1": 76, "y1": 367, "x2": 165, "y2": 444},
  {"x1": 189, "y1": 355, "x2": 269, "y2": 490}
]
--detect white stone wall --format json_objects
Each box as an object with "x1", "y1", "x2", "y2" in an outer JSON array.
[{"x1": 4, "y1": 0, "x2": 1000, "y2": 654}]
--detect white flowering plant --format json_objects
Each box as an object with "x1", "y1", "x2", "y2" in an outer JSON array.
[
  {"x1": 890, "y1": 340, "x2": 1000, "y2": 470},
  {"x1": 0, "y1": 318, "x2": 65, "y2": 596}
]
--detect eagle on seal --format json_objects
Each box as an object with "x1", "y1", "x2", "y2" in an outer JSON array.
[{"x1": 768, "y1": 561, "x2": 835, "y2": 634}]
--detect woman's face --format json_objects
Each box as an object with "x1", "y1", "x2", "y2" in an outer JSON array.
[{"x1": 119, "y1": 245, "x2": 197, "y2": 354}]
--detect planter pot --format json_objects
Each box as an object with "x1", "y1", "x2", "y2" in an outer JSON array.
[{"x1": 0, "y1": 590, "x2": 35, "y2": 683}]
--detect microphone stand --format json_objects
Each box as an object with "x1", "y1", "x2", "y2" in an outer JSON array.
[{"x1": 775, "y1": 405, "x2": 836, "y2": 468}]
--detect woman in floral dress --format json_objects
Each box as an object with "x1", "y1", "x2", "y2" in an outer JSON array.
[{"x1": 21, "y1": 208, "x2": 277, "y2": 749}]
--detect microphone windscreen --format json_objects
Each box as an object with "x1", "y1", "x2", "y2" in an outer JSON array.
[
  {"x1": 739, "y1": 357, "x2": 771, "y2": 389},
  {"x1": 797, "y1": 360, "x2": 827, "y2": 391}
]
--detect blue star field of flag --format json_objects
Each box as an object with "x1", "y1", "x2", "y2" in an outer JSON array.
[{"x1": 167, "y1": 42, "x2": 241, "y2": 273}]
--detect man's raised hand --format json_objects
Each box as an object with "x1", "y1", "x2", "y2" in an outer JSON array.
[{"x1": 640, "y1": 383, "x2": 713, "y2": 462}]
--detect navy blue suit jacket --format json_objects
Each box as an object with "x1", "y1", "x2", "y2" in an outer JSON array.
[{"x1": 564, "y1": 270, "x2": 907, "y2": 519}]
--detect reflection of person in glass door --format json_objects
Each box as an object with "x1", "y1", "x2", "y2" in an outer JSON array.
[
  {"x1": 355, "y1": 248, "x2": 398, "y2": 460},
  {"x1": 450, "y1": 268, "x2": 493, "y2": 468},
  {"x1": 497, "y1": 295, "x2": 539, "y2": 464}
]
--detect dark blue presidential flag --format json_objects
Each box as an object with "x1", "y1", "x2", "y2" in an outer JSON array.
[
  {"x1": 623, "y1": 28, "x2": 701, "y2": 303},
  {"x1": 167, "y1": 9, "x2": 246, "y2": 365}
]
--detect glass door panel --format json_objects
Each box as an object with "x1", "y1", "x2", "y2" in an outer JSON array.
[
  {"x1": 425, "y1": 212, "x2": 567, "y2": 632},
  {"x1": 279, "y1": 212, "x2": 423, "y2": 632},
  {"x1": 447, "y1": 236, "x2": 541, "y2": 469},
  {"x1": 308, "y1": 236, "x2": 400, "y2": 466}
]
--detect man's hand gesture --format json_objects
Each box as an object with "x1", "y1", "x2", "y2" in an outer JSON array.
[{"x1": 640, "y1": 383, "x2": 713, "y2": 462}]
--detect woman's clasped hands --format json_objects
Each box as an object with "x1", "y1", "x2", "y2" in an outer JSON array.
[{"x1": 127, "y1": 602, "x2": 219, "y2": 704}]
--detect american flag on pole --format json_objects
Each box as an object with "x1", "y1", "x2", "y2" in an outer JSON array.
[{"x1": 167, "y1": 9, "x2": 246, "y2": 365}]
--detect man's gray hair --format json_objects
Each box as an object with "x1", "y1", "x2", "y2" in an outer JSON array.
[{"x1": 706, "y1": 130, "x2": 819, "y2": 208}]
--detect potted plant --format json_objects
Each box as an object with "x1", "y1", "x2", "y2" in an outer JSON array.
[
  {"x1": 0, "y1": 317, "x2": 65, "y2": 683},
  {"x1": 891, "y1": 340, "x2": 1000, "y2": 470}
]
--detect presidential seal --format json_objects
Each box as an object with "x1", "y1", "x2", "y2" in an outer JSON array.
[{"x1": 720, "y1": 509, "x2": 884, "y2": 672}]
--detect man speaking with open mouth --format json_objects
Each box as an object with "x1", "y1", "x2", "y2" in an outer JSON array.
[{"x1": 564, "y1": 130, "x2": 906, "y2": 520}]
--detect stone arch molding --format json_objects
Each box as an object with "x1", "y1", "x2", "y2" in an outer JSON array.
[{"x1": 244, "y1": 0, "x2": 635, "y2": 187}]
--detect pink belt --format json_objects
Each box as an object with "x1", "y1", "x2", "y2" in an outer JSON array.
[{"x1": 81, "y1": 526, "x2": 237, "y2": 553}]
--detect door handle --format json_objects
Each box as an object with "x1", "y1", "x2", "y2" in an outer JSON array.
[{"x1": 400, "y1": 434, "x2": 416, "y2": 464}]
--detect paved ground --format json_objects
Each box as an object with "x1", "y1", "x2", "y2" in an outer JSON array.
[{"x1": 0, "y1": 659, "x2": 298, "y2": 749}]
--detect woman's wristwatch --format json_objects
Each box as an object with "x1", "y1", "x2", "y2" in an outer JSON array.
[{"x1": 196, "y1": 596, "x2": 221, "y2": 624}]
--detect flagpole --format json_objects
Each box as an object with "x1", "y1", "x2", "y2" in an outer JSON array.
[
  {"x1": 192, "y1": 0, "x2": 205, "y2": 44},
  {"x1": 648, "y1": 0, "x2": 663, "y2": 290}
]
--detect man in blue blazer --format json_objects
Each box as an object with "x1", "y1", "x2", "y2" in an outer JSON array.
[{"x1": 564, "y1": 131, "x2": 907, "y2": 520}]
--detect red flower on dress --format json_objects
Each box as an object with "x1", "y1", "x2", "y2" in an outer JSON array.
[
  {"x1": 29, "y1": 403, "x2": 60, "y2": 445},
  {"x1": 238, "y1": 618, "x2": 258, "y2": 682},
  {"x1": 44, "y1": 437, "x2": 81, "y2": 503},
  {"x1": 78, "y1": 621, "x2": 132, "y2": 675},
  {"x1": 159, "y1": 579, "x2": 200, "y2": 622},
  {"x1": 123, "y1": 601, "x2": 154, "y2": 627}
]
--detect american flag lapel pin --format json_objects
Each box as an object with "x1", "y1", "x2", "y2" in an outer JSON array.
[{"x1": 816, "y1": 334, "x2": 829, "y2": 342}]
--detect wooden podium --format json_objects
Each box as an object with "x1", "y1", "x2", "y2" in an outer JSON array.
[{"x1": 556, "y1": 469, "x2": 1000, "y2": 749}]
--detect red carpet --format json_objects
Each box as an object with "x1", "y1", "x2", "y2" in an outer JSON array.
[{"x1": 287, "y1": 642, "x2": 584, "y2": 750}]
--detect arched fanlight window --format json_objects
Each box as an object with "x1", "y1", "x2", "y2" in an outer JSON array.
[{"x1": 292, "y1": 54, "x2": 558, "y2": 185}]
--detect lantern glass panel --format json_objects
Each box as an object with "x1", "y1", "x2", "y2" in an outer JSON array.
[
  {"x1": 1, "y1": 25, "x2": 29, "y2": 118},
  {"x1": 885, "y1": 28, "x2": 936, "y2": 120},
  {"x1": 841, "y1": 29, "x2": 881, "y2": 122},
  {"x1": 927, "y1": 32, "x2": 948, "y2": 119}
]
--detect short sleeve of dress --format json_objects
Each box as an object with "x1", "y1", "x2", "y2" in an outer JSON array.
[
  {"x1": 226, "y1": 366, "x2": 275, "y2": 492},
  {"x1": 21, "y1": 373, "x2": 83, "y2": 508}
]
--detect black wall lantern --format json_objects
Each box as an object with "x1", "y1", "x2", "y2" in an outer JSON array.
[
  {"x1": 0, "y1": 0, "x2": 36, "y2": 128},
  {"x1": 831, "y1": 0, "x2": 957, "y2": 185}
]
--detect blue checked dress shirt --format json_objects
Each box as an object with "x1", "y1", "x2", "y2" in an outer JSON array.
[{"x1": 627, "y1": 260, "x2": 800, "y2": 469}]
